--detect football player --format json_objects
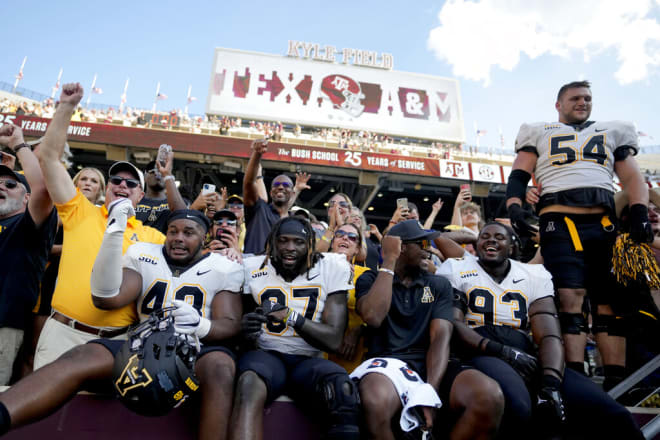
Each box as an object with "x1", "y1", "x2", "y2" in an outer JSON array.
[
  {"x1": 505, "y1": 80, "x2": 652, "y2": 389},
  {"x1": 0, "y1": 207, "x2": 243, "y2": 440},
  {"x1": 231, "y1": 216, "x2": 360, "y2": 440},
  {"x1": 436, "y1": 222, "x2": 644, "y2": 439}
]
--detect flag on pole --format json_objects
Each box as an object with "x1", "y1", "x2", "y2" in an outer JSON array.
[
  {"x1": 187, "y1": 96, "x2": 197, "y2": 104},
  {"x1": 157, "y1": 93, "x2": 168, "y2": 100},
  {"x1": 476, "y1": 129, "x2": 487, "y2": 136},
  {"x1": 16, "y1": 71, "x2": 23, "y2": 81},
  {"x1": 13, "y1": 56, "x2": 27, "y2": 92},
  {"x1": 92, "y1": 87, "x2": 103, "y2": 94}
]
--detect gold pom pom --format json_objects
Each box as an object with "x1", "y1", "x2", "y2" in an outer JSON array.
[{"x1": 612, "y1": 233, "x2": 660, "y2": 289}]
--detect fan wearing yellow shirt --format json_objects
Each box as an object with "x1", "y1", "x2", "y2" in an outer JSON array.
[{"x1": 33, "y1": 83, "x2": 187, "y2": 369}]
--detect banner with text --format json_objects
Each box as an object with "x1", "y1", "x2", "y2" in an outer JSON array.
[{"x1": 206, "y1": 48, "x2": 465, "y2": 143}]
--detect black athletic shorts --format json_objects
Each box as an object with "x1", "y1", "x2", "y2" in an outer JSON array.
[
  {"x1": 237, "y1": 349, "x2": 348, "y2": 404},
  {"x1": 403, "y1": 356, "x2": 472, "y2": 402},
  {"x1": 539, "y1": 212, "x2": 617, "y2": 302}
]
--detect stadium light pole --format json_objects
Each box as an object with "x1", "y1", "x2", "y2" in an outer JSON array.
[
  {"x1": 152, "y1": 82, "x2": 160, "y2": 113},
  {"x1": 12, "y1": 56, "x2": 27, "y2": 93}
]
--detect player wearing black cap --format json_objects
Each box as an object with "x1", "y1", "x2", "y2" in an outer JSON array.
[{"x1": 0, "y1": 209, "x2": 244, "y2": 439}]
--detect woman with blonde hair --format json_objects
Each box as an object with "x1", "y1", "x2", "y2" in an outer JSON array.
[{"x1": 72, "y1": 167, "x2": 105, "y2": 204}]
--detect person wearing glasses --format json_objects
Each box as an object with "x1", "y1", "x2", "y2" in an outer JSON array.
[
  {"x1": 317, "y1": 193, "x2": 353, "y2": 252},
  {"x1": 205, "y1": 209, "x2": 241, "y2": 256},
  {"x1": 32, "y1": 83, "x2": 187, "y2": 369},
  {"x1": 352, "y1": 219, "x2": 504, "y2": 439},
  {"x1": 0, "y1": 123, "x2": 58, "y2": 385},
  {"x1": 327, "y1": 223, "x2": 371, "y2": 372},
  {"x1": 242, "y1": 138, "x2": 295, "y2": 254},
  {"x1": 225, "y1": 194, "x2": 246, "y2": 252}
]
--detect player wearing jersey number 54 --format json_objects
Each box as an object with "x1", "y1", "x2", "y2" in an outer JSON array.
[
  {"x1": 436, "y1": 222, "x2": 644, "y2": 440},
  {"x1": 505, "y1": 80, "x2": 651, "y2": 389},
  {"x1": 232, "y1": 216, "x2": 361, "y2": 440},
  {"x1": 0, "y1": 209, "x2": 244, "y2": 439}
]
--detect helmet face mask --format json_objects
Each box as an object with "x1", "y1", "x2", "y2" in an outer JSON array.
[{"x1": 113, "y1": 309, "x2": 200, "y2": 417}]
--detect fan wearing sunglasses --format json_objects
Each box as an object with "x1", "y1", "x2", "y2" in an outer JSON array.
[
  {"x1": 32, "y1": 83, "x2": 187, "y2": 369},
  {"x1": 327, "y1": 223, "x2": 371, "y2": 372},
  {"x1": 205, "y1": 209, "x2": 241, "y2": 255},
  {"x1": 242, "y1": 138, "x2": 295, "y2": 254},
  {"x1": 0, "y1": 123, "x2": 58, "y2": 386}
]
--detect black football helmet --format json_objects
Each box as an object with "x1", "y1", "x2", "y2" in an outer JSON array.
[{"x1": 112, "y1": 308, "x2": 200, "y2": 417}]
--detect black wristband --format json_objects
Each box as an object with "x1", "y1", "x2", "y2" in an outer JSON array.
[
  {"x1": 630, "y1": 203, "x2": 649, "y2": 221},
  {"x1": 506, "y1": 169, "x2": 532, "y2": 201},
  {"x1": 484, "y1": 339, "x2": 503, "y2": 356},
  {"x1": 541, "y1": 374, "x2": 562, "y2": 390},
  {"x1": 12, "y1": 143, "x2": 30, "y2": 154}
]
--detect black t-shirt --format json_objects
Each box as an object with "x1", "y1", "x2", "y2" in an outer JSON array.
[
  {"x1": 136, "y1": 197, "x2": 170, "y2": 234},
  {"x1": 0, "y1": 207, "x2": 57, "y2": 329},
  {"x1": 244, "y1": 198, "x2": 283, "y2": 255},
  {"x1": 356, "y1": 269, "x2": 454, "y2": 364}
]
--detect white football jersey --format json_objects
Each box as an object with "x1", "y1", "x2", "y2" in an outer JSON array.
[
  {"x1": 437, "y1": 257, "x2": 554, "y2": 330},
  {"x1": 243, "y1": 252, "x2": 353, "y2": 357},
  {"x1": 123, "y1": 242, "x2": 244, "y2": 323},
  {"x1": 515, "y1": 121, "x2": 638, "y2": 195}
]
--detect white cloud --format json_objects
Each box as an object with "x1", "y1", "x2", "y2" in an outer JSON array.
[{"x1": 427, "y1": 0, "x2": 660, "y2": 85}]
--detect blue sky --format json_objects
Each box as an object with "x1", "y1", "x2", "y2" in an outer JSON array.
[{"x1": 3, "y1": 0, "x2": 660, "y2": 151}]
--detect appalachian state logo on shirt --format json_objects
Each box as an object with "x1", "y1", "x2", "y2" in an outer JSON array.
[{"x1": 421, "y1": 286, "x2": 434, "y2": 303}]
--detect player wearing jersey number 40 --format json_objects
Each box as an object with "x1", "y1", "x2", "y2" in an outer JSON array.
[
  {"x1": 233, "y1": 216, "x2": 361, "y2": 440},
  {"x1": 505, "y1": 80, "x2": 652, "y2": 390},
  {"x1": 0, "y1": 209, "x2": 244, "y2": 440}
]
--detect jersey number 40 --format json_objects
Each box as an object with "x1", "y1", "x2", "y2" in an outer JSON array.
[{"x1": 141, "y1": 281, "x2": 206, "y2": 316}]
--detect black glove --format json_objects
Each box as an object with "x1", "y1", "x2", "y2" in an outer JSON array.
[
  {"x1": 536, "y1": 375, "x2": 566, "y2": 426},
  {"x1": 507, "y1": 203, "x2": 539, "y2": 237},
  {"x1": 261, "y1": 300, "x2": 287, "y2": 315},
  {"x1": 486, "y1": 340, "x2": 539, "y2": 383},
  {"x1": 629, "y1": 204, "x2": 653, "y2": 244},
  {"x1": 241, "y1": 307, "x2": 267, "y2": 340}
]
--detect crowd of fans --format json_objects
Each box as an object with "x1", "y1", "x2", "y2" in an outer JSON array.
[
  {"x1": 0, "y1": 82, "x2": 657, "y2": 440},
  {"x1": 1, "y1": 94, "x2": 480, "y2": 161}
]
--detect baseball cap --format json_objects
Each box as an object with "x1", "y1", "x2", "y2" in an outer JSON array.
[
  {"x1": 227, "y1": 194, "x2": 243, "y2": 204},
  {"x1": 0, "y1": 165, "x2": 30, "y2": 193},
  {"x1": 290, "y1": 206, "x2": 311, "y2": 219},
  {"x1": 388, "y1": 219, "x2": 440, "y2": 242},
  {"x1": 108, "y1": 161, "x2": 145, "y2": 190},
  {"x1": 213, "y1": 209, "x2": 237, "y2": 222}
]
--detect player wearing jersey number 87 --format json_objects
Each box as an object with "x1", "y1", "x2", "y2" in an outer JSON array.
[
  {"x1": 234, "y1": 217, "x2": 360, "y2": 440},
  {"x1": 505, "y1": 80, "x2": 651, "y2": 390},
  {"x1": 435, "y1": 222, "x2": 644, "y2": 440}
]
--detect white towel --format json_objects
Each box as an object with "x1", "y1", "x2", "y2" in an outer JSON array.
[{"x1": 351, "y1": 357, "x2": 442, "y2": 432}]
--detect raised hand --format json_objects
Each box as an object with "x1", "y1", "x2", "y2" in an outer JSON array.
[
  {"x1": 295, "y1": 172, "x2": 312, "y2": 192},
  {"x1": 59, "y1": 82, "x2": 84, "y2": 107},
  {"x1": 381, "y1": 235, "x2": 402, "y2": 263},
  {"x1": 106, "y1": 198, "x2": 135, "y2": 234},
  {"x1": 0, "y1": 123, "x2": 25, "y2": 150},
  {"x1": 251, "y1": 138, "x2": 268, "y2": 154}
]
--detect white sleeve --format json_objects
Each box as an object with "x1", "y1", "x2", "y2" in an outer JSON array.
[
  {"x1": 530, "y1": 265, "x2": 555, "y2": 303},
  {"x1": 515, "y1": 123, "x2": 541, "y2": 154},
  {"x1": 323, "y1": 254, "x2": 354, "y2": 293},
  {"x1": 218, "y1": 256, "x2": 245, "y2": 293},
  {"x1": 436, "y1": 259, "x2": 459, "y2": 289},
  {"x1": 122, "y1": 243, "x2": 141, "y2": 273},
  {"x1": 242, "y1": 258, "x2": 253, "y2": 295},
  {"x1": 614, "y1": 121, "x2": 639, "y2": 155}
]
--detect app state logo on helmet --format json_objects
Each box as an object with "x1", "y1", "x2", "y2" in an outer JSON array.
[{"x1": 112, "y1": 308, "x2": 200, "y2": 417}]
